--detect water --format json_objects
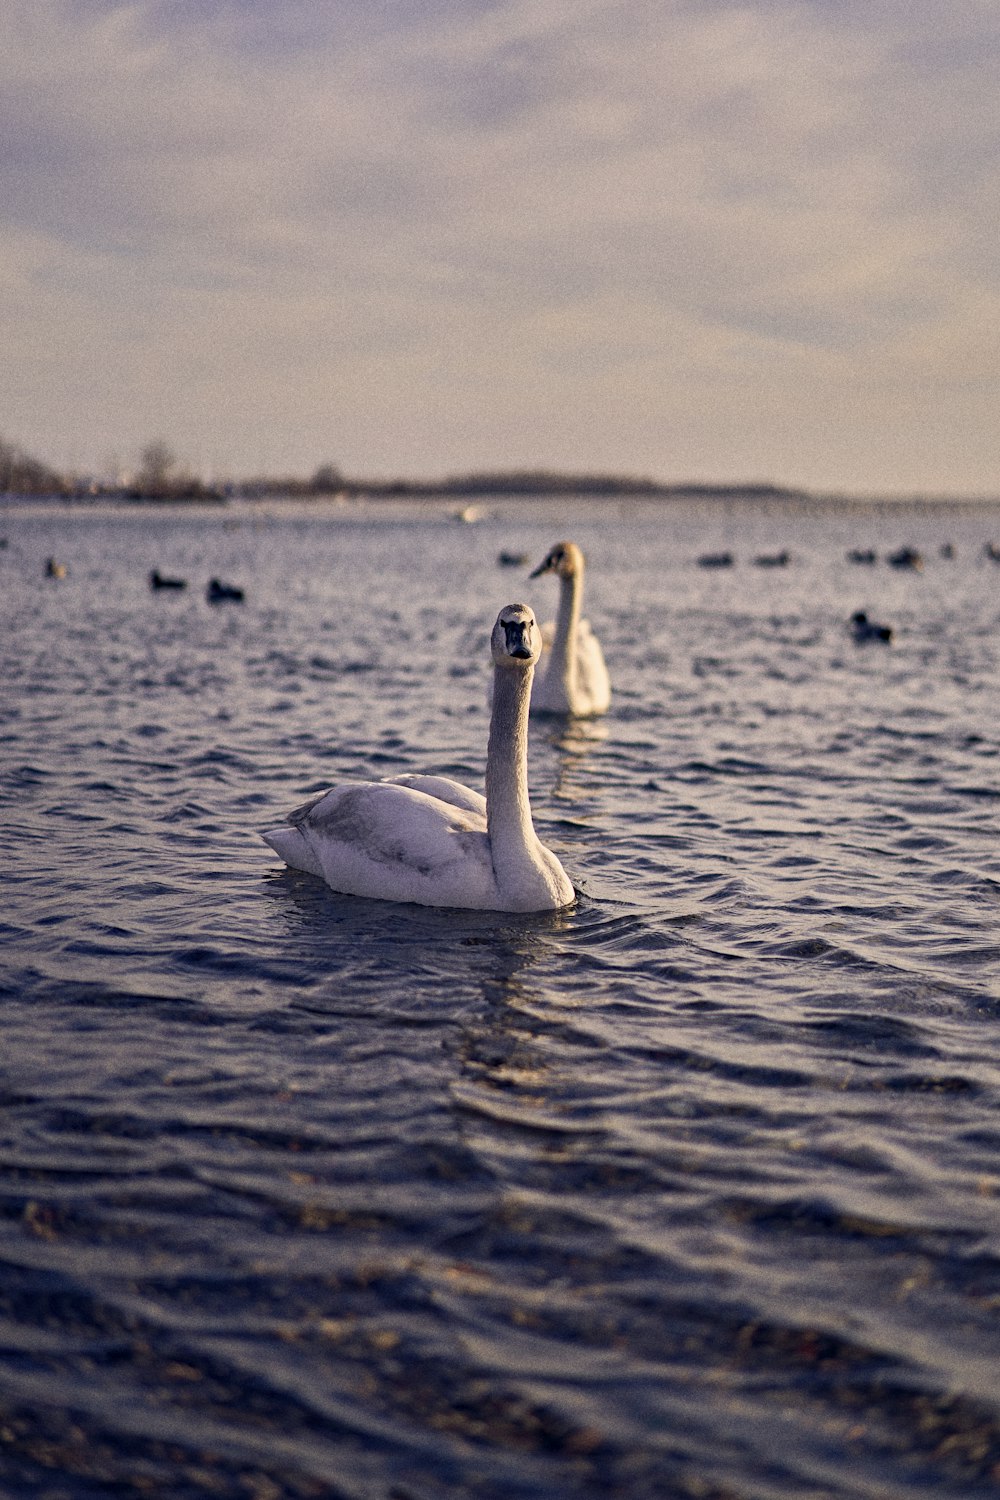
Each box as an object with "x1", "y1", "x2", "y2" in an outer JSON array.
[{"x1": 2, "y1": 494, "x2": 1000, "y2": 1500}]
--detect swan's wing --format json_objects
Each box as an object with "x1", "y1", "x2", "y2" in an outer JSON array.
[
  {"x1": 265, "y1": 779, "x2": 498, "y2": 908},
  {"x1": 574, "y1": 620, "x2": 611, "y2": 713},
  {"x1": 390, "y1": 773, "x2": 487, "y2": 817},
  {"x1": 533, "y1": 617, "x2": 609, "y2": 714}
]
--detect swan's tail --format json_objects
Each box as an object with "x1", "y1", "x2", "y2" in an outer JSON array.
[{"x1": 261, "y1": 825, "x2": 324, "y2": 878}]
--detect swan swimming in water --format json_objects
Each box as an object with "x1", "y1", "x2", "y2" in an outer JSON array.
[
  {"x1": 262, "y1": 604, "x2": 575, "y2": 912},
  {"x1": 528, "y1": 541, "x2": 610, "y2": 717}
]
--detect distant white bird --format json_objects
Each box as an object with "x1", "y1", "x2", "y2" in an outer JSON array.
[
  {"x1": 528, "y1": 541, "x2": 610, "y2": 717},
  {"x1": 262, "y1": 604, "x2": 574, "y2": 912}
]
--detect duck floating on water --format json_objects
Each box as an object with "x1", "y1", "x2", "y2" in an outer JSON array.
[
  {"x1": 149, "y1": 569, "x2": 187, "y2": 591},
  {"x1": 887, "y1": 546, "x2": 923, "y2": 571},
  {"x1": 207, "y1": 578, "x2": 245, "y2": 603},
  {"x1": 847, "y1": 549, "x2": 877, "y2": 565},
  {"x1": 851, "y1": 610, "x2": 893, "y2": 644},
  {"x1": 45, "y1": 557, "x2": 67, "y2": 579}
]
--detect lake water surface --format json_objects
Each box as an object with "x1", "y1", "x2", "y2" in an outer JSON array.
[{"x1": 2, "y1": 495, "x2": 1000, "y2": 1499}]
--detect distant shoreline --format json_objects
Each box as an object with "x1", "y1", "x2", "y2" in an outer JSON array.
[
  {"x1": 2, "y1": 478, "x2": 998, "y2": 507},
  {"x1": 3, "y1": 434, "x2": 998, "y2": 506},
  {"x1": 2, "y1": 474, "x2": 807, "y2": 504}
]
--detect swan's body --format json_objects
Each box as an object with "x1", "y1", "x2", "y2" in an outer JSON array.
[
  {"x1": 262, "y1": 605, "x2": 574, "y2": 912},
  {"x1": 528, "y1": 541, "x2": 610, "y2": 717}
]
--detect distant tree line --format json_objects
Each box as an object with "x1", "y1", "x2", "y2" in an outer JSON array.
[
  {"x1": 312, "y1": 469, "x2": 805, "y2": 501},
  {"x1": 120, "y1": 441, "x2": 221, "y2": 500},
  {"x1": 299, "y1": 467, "x2": 804, "y2": 501},
  {"x1": 0, "y1": 436, "x2": 69, "y2": 496},
  {"x1": 0, "y1": 432, "x2": 805, "y2": 503}
]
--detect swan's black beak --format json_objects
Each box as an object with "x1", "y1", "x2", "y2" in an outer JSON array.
[
  {"x1": 504, "y1": 619, "x2": 533, "y2": 659},
  {"x1": 528, "y1": 559, "x2": 549, "y2": 578}
]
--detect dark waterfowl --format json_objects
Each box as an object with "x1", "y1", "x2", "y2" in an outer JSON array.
[
  {"x1": 207, "y1": 578, "x2": 245, "y2": 603},
  {"x1": 149, "y1": 569, "x2": 187, "y2": 591},
  {"x1": 497, "y1": 550, "x2": 529, "y2": 568},
  {"x1": 847, "y1": 549, "x2": 877, "y2": 565},
  {"x1": 754, "y1": 550, "x2": 790, "y2": 567},
  {"x1": 45, "y1": 557, "x2": 67, "y2": 579},
  {"x1": 984, "y1": 543, "x2": 1000, "y2": 563},
  {"x1": 851, "y1": 610, "x2": 893, "y2": 644},
  {"x1": 888, "y1": 546, "x2": 923, "y2": 571},
  {"x1": 697, "y1": 551, "x2": 734, "y2": 568}
]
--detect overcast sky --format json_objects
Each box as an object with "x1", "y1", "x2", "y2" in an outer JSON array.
[{"x1": 2, "y1": 0, "x2": 998, "y2": 492}]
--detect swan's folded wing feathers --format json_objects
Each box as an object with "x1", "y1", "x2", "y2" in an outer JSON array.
[
  {"x1": 391, "y1": 773, "x2": 487, "y2": 817},
  {"x1": 287, "y1": 781, "x2": 497, "y2": 905},
  {"x1": 286, "y1": 786, "x2": 352, "y2": 826},
  {"x1": 574, "y1": 620, "x2": 610, "y2": 709},
  {"x1": 302, "y1": 783, "x2": 476, "y2": 851}
]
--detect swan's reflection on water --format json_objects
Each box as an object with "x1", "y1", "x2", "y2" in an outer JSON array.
[
  {"x1": 535, "y1": 715, "x2": 608, "y2": 807},
  {"x1": 261, "y1": 867, "x2": 571, "y2": 999},
  {"x1": 243, "y1": 877, "x2": 614, "y2": 1479},
  {"x1": 263, "y1": 866, "x2": 576, "y2": 1176},
  {"x1": 453, "y1": 918, "x2": 566, "y2": 1104}
]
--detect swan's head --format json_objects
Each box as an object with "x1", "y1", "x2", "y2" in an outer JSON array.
[
  {"x1": 529, "y1": 540, "x2": 583, "y2": 580},
  {"x1": 491, "y1": 603, "x2": 541, "y2": 668}
]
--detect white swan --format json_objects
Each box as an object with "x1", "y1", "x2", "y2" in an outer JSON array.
[
  {"x1": 261, "y1": 604, "x2": 575, "y2": 912},
  {"x1": 528, "y1": 541, "x2": 611, "y2": 717}
]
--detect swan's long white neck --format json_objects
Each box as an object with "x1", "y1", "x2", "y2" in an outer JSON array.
[
  {"x1": 486, "y1": 661, "x2": 539, "y2": 889},
  {"x1": 549, "y1": 565, "x2": 583, "y2": 697}
]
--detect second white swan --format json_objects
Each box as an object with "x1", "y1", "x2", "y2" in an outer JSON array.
[
  {"x1": 261, "y1": 604, "x2": 575, "y2": 912},
  {"x1": 529, "y1": 541, "x2": 610, "y2": 717}
]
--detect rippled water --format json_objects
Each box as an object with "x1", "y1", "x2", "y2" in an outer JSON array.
[{"x1": 3, "y1": 495, "x2": 1000, "y2": 1499}]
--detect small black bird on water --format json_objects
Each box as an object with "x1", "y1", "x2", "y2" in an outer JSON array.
[
  {"x1": 851, "y1": 610, "x2": 893, "y2": 643},
  {"x1": 207, "y1": 578, "x2": 245, "y2": 603},
  {"x1": 149, "y1": 569, "x2": 187, "y2": 590}
]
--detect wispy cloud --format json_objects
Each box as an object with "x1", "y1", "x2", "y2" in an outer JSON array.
[{"x1": 1, "y1": 0, "x2": 998, "y2": 488}]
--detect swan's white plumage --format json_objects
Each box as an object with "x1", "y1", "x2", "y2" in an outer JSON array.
[
  {"x1": 530, "y1": 541, "x2": 610, "y2": 717},
  {"x1": 390, "y1": 773, "x2": 487, "y2": 816},
  {"x1": 264, "y1": 780, "x2": 499, "y2": 908},
  {"x1": 262, "y1": 605, "x2": 574, "y2": 912}
]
